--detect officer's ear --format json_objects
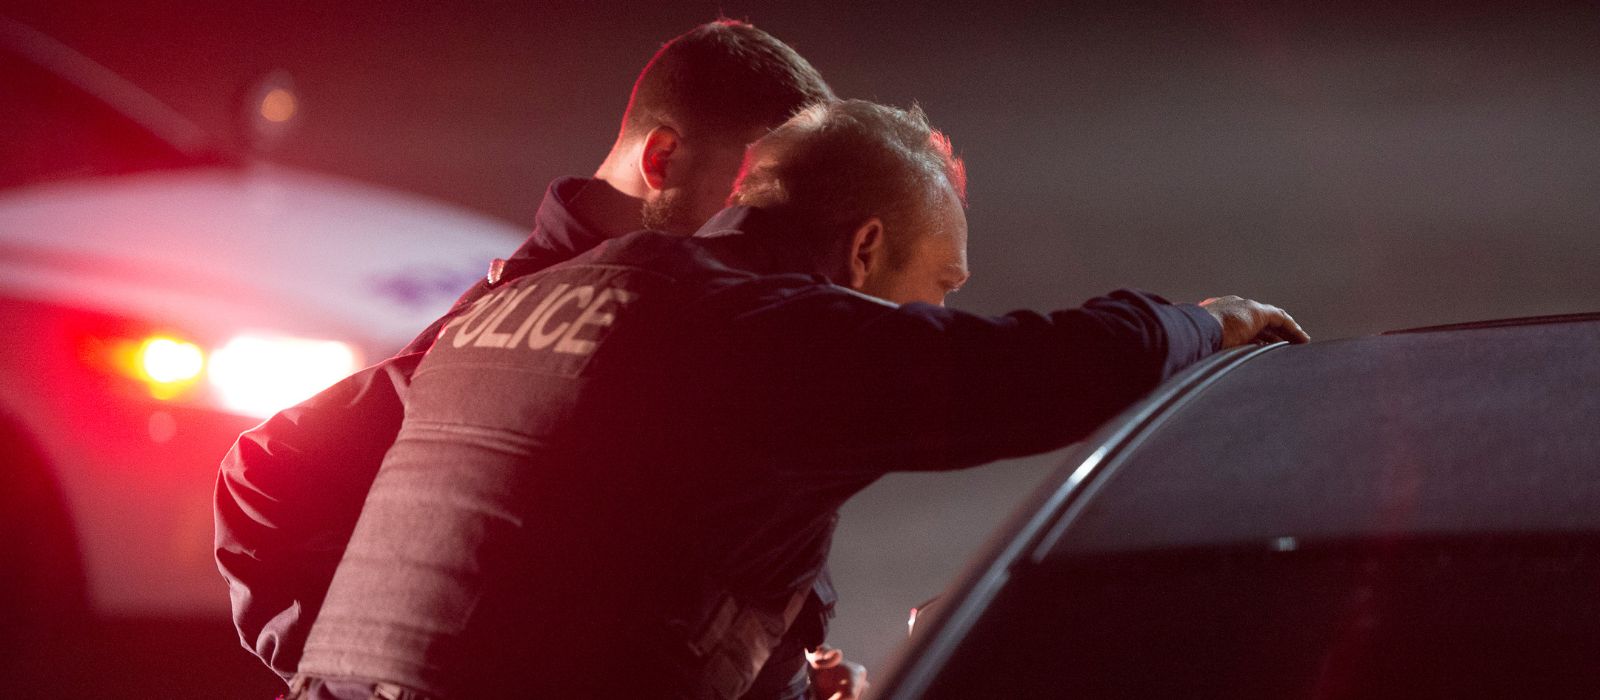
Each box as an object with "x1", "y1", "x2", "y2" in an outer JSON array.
[
  {"x1": 847, "y1": 217, "x2": 886, "y2": 289},
  {"x1": 637, "y1": 126, "x2": 680, "y2": 192}
]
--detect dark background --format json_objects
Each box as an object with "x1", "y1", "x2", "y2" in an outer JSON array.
[{"x1": 10, "y1": 0, "x2": 1598, "y2": 687}]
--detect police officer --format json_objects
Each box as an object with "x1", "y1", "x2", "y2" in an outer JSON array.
[
  {"x1": 215, "y1": 21, "x2": 859, "y2": 700},
  {"x1": 289, "y1": 100, "x2": 1307, "y2": 699}
]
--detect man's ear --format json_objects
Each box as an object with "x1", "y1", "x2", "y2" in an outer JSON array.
[
  {"x1": 637, "y1": 126, "x2": 680, "y2": 192},
  {"x1": 848, "y1": 218, "x2": 886, "y2": 289}
]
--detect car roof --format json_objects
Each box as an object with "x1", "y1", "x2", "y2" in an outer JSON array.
[
  {"x1": 1046, "y1": 313, "x2": 1600, "y2": 558},
  {"x1": 1, "y1": 16, "x2": 525, "y2": 348},
  {"x1": 0, "y1": 15, "x2": 234, "y2": 188},
  {"x1": 875, "y1": 314, "x2": 1600, "y2": 699},
  {"x1": 0, "y1": 165, "x2": 524, "y2": 347}
]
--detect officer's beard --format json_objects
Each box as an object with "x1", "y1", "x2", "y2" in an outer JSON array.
[{"x1": 640, "y1": 189, "x2": 699, "y2": 235}]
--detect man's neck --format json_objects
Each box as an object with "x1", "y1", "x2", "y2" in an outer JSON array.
[{"x1": 566, "y1": 177, "x2": 647, "y2": 238}]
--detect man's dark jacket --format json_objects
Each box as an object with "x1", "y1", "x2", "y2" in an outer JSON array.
[
  {"x1": 216, "y1": 179, "x2": 831, "y2": 696},
  {"x1": 273, "y1": 204, "x2": 1221, "y2": 698}
]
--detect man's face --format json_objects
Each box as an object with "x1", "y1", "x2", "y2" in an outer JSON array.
[{"x1": 860, "y1": 183, "x2": 969, "y2": 307}]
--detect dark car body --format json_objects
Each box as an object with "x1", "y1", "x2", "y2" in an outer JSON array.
[{"x1": 874, "y1": 313, "x2": 1600, "y2": 699}]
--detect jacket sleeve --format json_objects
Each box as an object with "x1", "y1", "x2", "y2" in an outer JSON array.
[
  {"x1": 727, "y1": 288, "x2": 1221, "y2": 475},
  {"x1": 213, "y1": 352, "x2": 421, "y2": 680}
]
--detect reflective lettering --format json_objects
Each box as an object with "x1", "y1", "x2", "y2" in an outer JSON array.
[
  {"x1": 556, "y1": 288, "x2": 635, "y2": 355},
  {"x1": 528, "y1": 285, "x2": 593, "y2": 350},
  {"x1": 451, "y1": 291, "x2": 512, "y2": 348},
  {"x1": 474, "y1": 286, "x2": 539, "y2": 348},
  {"x1": 438, "y1": 294, "x2": 493, "y2": 342},
  {"x1": 506, "y1": 282, "x2": 569, "y2": 347}
]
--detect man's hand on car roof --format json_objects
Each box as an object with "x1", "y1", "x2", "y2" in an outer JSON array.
[{"x1": 1200, "y1": 295, "x2": 1311, "y2": 348}]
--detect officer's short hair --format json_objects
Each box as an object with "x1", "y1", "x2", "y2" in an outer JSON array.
[
  {"x1": 731, "y1": 99, "x2": 968, "y2": 268},
  {"x1": 620, "y1": 20, "x2": 834, "y2": 145}
]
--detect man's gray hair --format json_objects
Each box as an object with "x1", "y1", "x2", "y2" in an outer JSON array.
[{"x1": 730, "y1": 99, "x2": 967, "y2": 268}]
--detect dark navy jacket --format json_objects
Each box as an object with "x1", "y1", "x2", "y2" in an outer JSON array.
[
  {"x1": 216, "y1": 179, "x2": 834, "y2": 694},
  {"x1": 290, "y1": 206, "x2": 1222, "y2": 698},
  {"x1": 216, "y1": 179, "x2": 635, "y2": 671}
]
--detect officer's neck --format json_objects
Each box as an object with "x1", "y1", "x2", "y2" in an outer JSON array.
[{"x1": 566, "y1": 177, "x2": 648, "y2": 239}]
